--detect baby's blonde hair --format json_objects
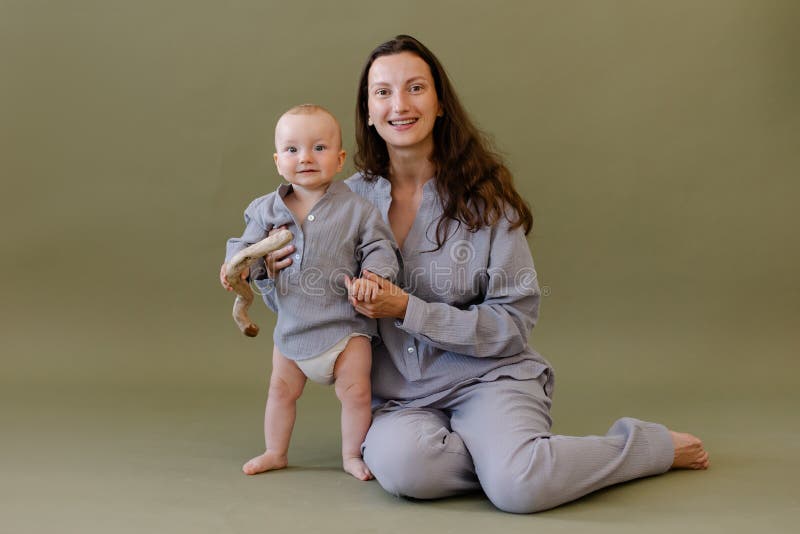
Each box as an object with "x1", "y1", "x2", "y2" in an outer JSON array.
[
  {"x1": 279, "y1": 104, "x2": 342, "y2": 148},
  {"x1": 284, "y1": 103, "x2": 332, "y2": 116}
]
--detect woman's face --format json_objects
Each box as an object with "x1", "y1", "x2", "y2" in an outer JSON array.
[{"x1": 367, "y1": 52, "x2": 442, "y2": 155}]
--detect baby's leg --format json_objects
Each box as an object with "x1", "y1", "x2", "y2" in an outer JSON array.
[
  {"x1": 243, "y1": 345, "x2": 307, "y2": 475},
  {"x1": 333, "y1": 336, "x2": 373, "y2": 481}
]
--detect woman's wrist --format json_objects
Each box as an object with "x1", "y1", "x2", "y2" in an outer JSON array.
[{"x1": 395, "y1": 292, "x2": 409, "y2": 320}]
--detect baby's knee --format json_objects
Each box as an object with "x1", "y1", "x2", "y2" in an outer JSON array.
[
  {"x1": 335, "y1": 379, "x2": 371, "y2": 406},
  {"x1": 268, "y1": 375, "x2": 302, "y2": 403}
]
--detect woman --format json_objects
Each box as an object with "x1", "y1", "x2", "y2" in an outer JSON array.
[{"x1": 266, "y1": 35, "x2": 709, "y2": 513}]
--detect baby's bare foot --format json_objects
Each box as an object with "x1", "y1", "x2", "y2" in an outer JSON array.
[
  {"x1": 670, "y1": 431, "x2": 710, "y2": 470},
  {"x1": 343, "y1": 456, "x2": 373, "y2": 481},
  {"x1": 242, "y1": 451, "x2": 288, "y2": 475}
]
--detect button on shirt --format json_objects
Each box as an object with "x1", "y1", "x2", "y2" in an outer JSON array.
[
  {"x1": 225, "y1": 180, "x2": 400, "y2": 361},
  {"x1": 345, "y1": 173, "x2": 553, "y2": 406}
]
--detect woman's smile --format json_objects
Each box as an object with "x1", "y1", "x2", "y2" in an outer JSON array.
[{"x1": 389, "y1": 118, "x2": 418, "y2": 126}]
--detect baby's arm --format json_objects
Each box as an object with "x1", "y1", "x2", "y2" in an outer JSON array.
[
  {"x1": 223, "y1": 195, "x2": 277, "y2": 286},
  {"x1": 219, "y1": 263, "x2": 248, "y2": 291},
  {"x1": 355, "y1": 202, "x2": 400, "y2": 282},
  {"x1": 347, "y1": 276, "x2": 380, "y2": 304},
  {"x1": 224, "y1": 230, "x2": 293, "y2": 336}
]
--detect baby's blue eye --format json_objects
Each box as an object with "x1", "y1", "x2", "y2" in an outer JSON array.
[
  {"x1": 314, "y1": 145, "x2": 326, "y2": 151},
  {"x1": 287, "y1": 146, "x2": 297, "y2": 153}
]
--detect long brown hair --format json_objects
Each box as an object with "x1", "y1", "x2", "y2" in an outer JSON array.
[{"x1": 355, "y1": 35, "x2": 533, "y2": 250}]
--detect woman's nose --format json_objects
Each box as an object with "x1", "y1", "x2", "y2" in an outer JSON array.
[{"x1": 392, "y1": 93, "x2": 409, "y2": 113}]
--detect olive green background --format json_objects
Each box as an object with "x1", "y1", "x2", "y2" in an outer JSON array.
[{"x1": 2, "y1": 1, "x2": 798, "y2": 533}]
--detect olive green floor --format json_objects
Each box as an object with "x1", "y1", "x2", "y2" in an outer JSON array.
[{"x1": 2, "y1": 303, "x2": 797, "y2": 534}]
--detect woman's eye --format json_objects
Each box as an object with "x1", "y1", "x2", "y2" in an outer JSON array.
[
  {"x1": 410, "y1": 84, "x2": 423, "y2": 93},
  {"x1": 375, "y1": 88, "x2": 389, "y2": 96}
]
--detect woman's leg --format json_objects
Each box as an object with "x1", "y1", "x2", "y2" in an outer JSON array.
[
  {"x1": 361, "y1": 406, "x2": 480, "y2": 498},
  {"x1": 447, "y1": 376, "x2": 676, "y2": 513}
]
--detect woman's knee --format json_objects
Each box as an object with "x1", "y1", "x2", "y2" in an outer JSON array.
[
  {"x1": 477, "y1": 440, "x2": 557, "y2": 513},
  {"x1": 480, "y1": 469, "x2": 552, "y2": 514},
  {"x1": 363, "y1": 411, "x2": 469, "y2": 499},
  {"x1": 482, "y1": 479, "x2": 544, "y2": 514}
]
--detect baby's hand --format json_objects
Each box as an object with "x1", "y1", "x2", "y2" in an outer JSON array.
[
  {"x1": 219, "y1": 263, "x2": 248, "y2": 291},
  {"x1": 347, "y1": 276, "x2": 380, "y2": 303}
]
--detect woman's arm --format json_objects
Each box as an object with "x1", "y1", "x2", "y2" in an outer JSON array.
[{"x1": 352, "y1": 223, "x2": 540, "y2": 359}]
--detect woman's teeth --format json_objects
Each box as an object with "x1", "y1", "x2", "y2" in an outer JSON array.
[{"x1": 390, "y1": 119, "x2": 417, "y2": 125}]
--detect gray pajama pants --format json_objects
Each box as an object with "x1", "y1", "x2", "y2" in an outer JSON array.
[{"x1": 362, "y1": 375, "x2": 674, "y2": 513}]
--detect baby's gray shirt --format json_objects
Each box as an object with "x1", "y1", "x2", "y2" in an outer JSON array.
[{"x1": 225, "y1": 180, "x2": 400, "y2": 360}]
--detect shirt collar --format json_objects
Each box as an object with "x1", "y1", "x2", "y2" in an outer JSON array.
[{"x1": 276, "y1": 179, "x2": 349, "y2": 199}]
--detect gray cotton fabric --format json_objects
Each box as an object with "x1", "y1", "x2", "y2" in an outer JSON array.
[
  {"x1": 344, "y1": 173, "x2": 553, "y2": 404},
  {"x1": 345, "y1": 173, "x2": 674, "y2": 512},
  {"x1": 225, "y1": 180, "x2": 399, "y2": 360},
  {"x1": 363, "y1": 376, "x2": 674, "y2": 513}
]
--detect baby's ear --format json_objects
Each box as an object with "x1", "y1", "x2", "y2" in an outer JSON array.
[{"x1": 338, "y1": 149, "x2": 346, "y2": 170}]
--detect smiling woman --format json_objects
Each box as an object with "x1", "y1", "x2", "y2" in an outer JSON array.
[
  {"x1": 354, "y1": 35, "x2": 533, "y2": 253},
  {"x1": 346, "y1": 35, "x2": 709, "y2": 513}
]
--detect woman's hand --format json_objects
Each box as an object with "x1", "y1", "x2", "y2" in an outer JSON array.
[
  {"x1": 219, "y1": 263, "x2": 248, "y2": 291},
  {"x1": 264, "y1": 225, "x2": 295, "y2": 279},
  {"x1": 345, "y1": 270, "x2": 409, "y2": 320}
]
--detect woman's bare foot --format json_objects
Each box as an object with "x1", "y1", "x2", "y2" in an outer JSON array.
[
  {"x1": 343, "y1": 456, "x2": 373, "y2": 481},
  {"x1": 242, "y1": 450, "x2": 288, "y2": 475},
  {"x1": 670, "y1": 431, "x2": 710, "y2": 470}
]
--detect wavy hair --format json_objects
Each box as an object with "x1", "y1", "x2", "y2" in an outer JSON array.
[{"x1": 355, "y1": 34, "x2": 533, "y2": 250}]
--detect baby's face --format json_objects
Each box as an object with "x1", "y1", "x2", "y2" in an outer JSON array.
[{"x1": 273, "y1": 112, "x2": 345, "y2": 193}]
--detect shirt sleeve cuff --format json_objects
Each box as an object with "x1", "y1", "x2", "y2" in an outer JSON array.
[
  {"x1": 397, "y1": 294, "x2": 428, "y2": 334},
  {"x1": 225, "y1": 241, "x2": 246, "y2": 263}
]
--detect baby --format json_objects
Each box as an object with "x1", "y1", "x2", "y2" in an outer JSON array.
[{"x1": 220, "y1": 104, "x2": 399, "y2": 480}]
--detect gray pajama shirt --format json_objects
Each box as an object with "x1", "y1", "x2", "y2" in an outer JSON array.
[
  {"x1": 225, "y1": 180, "x2": 399, "y2": 361},
  {"x1": 345, "y1": 173, "x2": 674, "y2": 513}
]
